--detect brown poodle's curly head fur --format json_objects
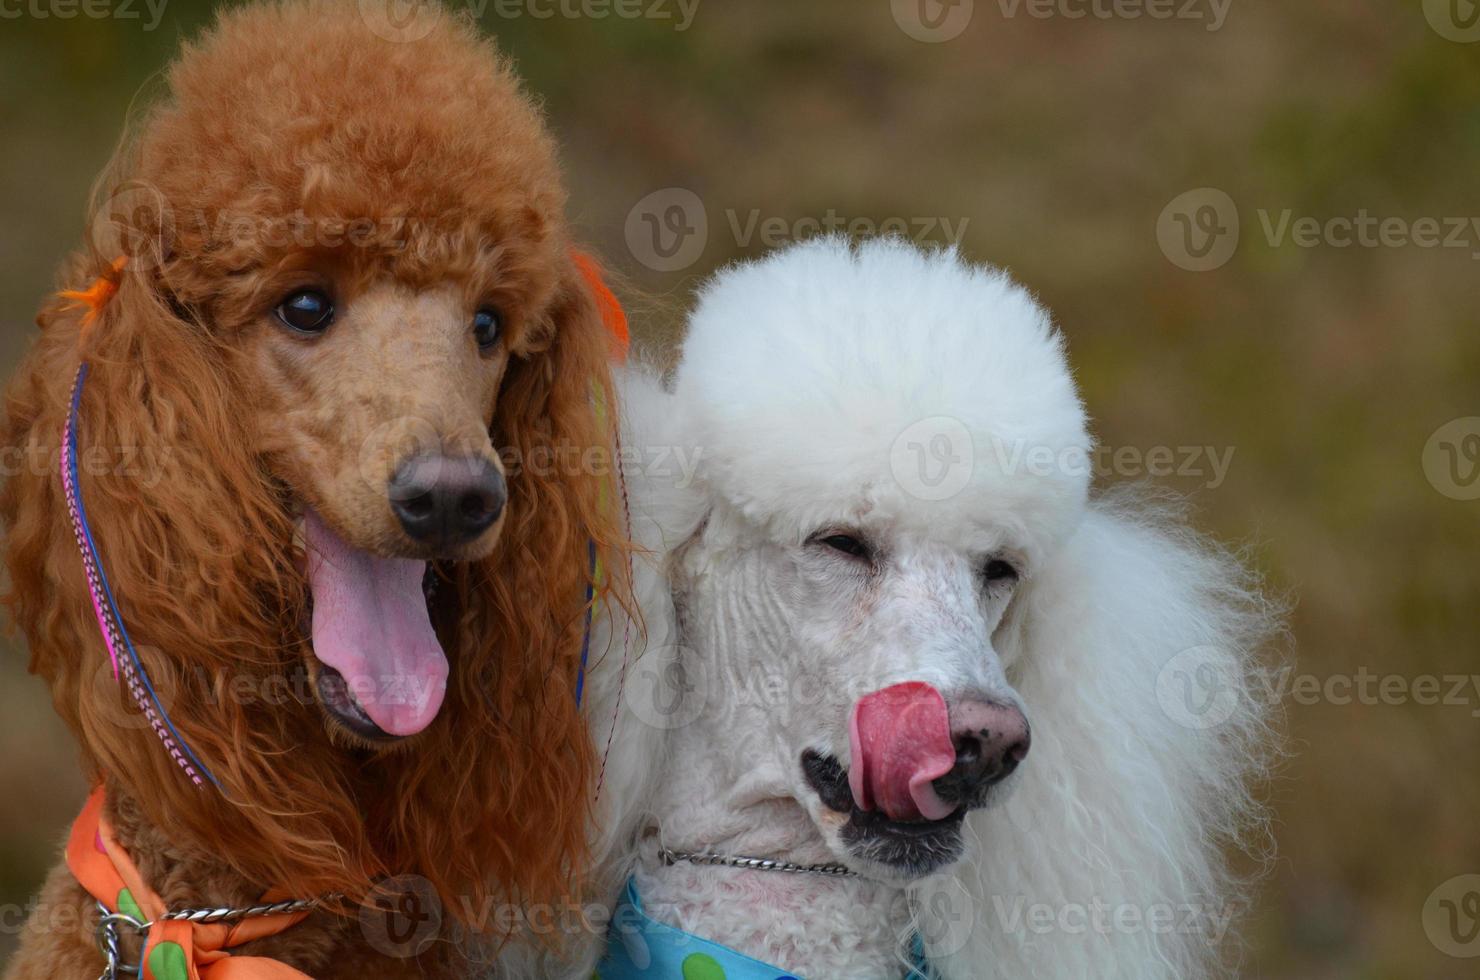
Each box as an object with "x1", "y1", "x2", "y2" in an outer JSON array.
[{"x1": 2, "y1": 0, "x2": 627, "y2": 929}]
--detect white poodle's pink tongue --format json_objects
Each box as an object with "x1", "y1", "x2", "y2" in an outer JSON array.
[
  {"x1": 304, "y1": 509, "x2": 448, "y2": 736},
  {"x1": 849, "y1": 682, "x2": 958, "y2": 822}
]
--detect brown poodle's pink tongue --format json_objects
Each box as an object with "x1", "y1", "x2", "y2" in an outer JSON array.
[
  {"x1": 849, "y1": 682, "x2": 958, "y2": 822},
  {"x1": 304, "y1": 509, "x2": 447, "y2": 736}
]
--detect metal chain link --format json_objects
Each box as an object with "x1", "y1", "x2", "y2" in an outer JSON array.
[
  {"x1": 660, "y1": 847, "x2": 858, "y2": 878},
  {"x1": 157, "y1": 896, "x2": 328, "y2": 924},
  {"x1": 94, "y1": 903, "x2": 144, "y2": 980},
  {"x1": 92, "y1": 895, "x2": 331, "y2": 979}
]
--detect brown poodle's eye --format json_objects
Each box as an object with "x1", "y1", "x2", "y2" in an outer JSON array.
[
  {"x1": 275, "y1": 289, "x2": 334, "y2": 334},
  {"x1": 473, "y1": 308, "x2": 502, "y2": 352},
  {"x1": 983, "y1": 559, "x2": 1019, "y2": 584}
]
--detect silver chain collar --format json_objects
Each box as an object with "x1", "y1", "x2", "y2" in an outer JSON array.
[
  {"x1": 94, "y1": 905, "x2": 141, "y2": 980},
  {"x1": 660, "y1": 847, "x2": 858, "y2": 878},
  {"x1": 93, "y1": 896, "x2": 330, "y2": 980}
]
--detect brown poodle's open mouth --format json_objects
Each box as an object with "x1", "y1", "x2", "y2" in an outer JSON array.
[
  {"x1": 309, "y1": 565, "x2": 443, "y2": 743},
  {"x1": 315, "y1": 663, "x2": 401, "y2": 741},
  {"x1": 302, "y1": 508, "x2": 450, "y2": 741}
]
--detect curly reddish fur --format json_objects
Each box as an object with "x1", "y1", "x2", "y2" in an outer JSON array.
[{"x1": 2, "y1": 2, "x2": 629, "y2": 975}]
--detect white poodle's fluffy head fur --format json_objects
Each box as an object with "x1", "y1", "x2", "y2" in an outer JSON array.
[
  {"x1": 658, "y1": 239, "x2": 1101, "y2": 886},
  {"x1": 674, "y1": 236, "x2": 1090, "y2": 565},
  {"x1": 618, "y1": 237, "x2": 1278, "y2": 979}
]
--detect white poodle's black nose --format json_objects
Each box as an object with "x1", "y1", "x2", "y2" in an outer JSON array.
[
  {"x1": 389, "y1": 454, "x2": 505, "y2": 549},
  {"x1": 934, "y1": 701, "x2": 1031, "y2": 806}
]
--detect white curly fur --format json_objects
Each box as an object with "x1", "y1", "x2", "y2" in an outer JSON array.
[
  {"x1": 486, "y1": 361, "x2": 699, "y2": 979},
  {"x1": 503, "y1": 237, "x2": 1279, "y2": 978},
  {"x1": 916, "y1": 488, "x2": 1280, "y2": 979}
]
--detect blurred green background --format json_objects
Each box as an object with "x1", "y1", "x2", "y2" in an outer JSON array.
[{"x1": 2, "y1": 0, "x2": 1478, "y2": 975}]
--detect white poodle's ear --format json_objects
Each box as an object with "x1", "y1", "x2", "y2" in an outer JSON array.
[
  {"x1": 580, "y1": 360, "x2": 707, "y2": 876},
  {"x1": 919, "y1": 490, "x2": 1282, "y2": 980},
  {"x1": 500, "y1": 362, "x2": 711, "y2": 978},
  {"x1": 612, "y1": 359, "x2": 711, "y2": 553}
]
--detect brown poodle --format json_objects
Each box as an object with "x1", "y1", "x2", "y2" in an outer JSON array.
[{"x1": 1, "y1": 2, "x2": 630, "y2": 977}]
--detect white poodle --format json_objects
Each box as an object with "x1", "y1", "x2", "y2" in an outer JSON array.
[{"x1": 543, "y1": 237, "x2": 1279, "y2": 979}]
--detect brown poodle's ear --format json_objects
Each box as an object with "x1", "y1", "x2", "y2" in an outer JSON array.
[
  {"x1": 421, "y1": 249, "x2": 636, "y2": 916},
  {"x1": 2, "y1": 257, "x2": 379, "y2": 896},
  {"x1": 492, "y1": 249, "x2": 632, "y2": 606}
]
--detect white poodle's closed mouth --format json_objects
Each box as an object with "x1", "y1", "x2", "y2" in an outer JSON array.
[{"x1": 799, "y1": 682, "x2": 1031, "y2": 874}]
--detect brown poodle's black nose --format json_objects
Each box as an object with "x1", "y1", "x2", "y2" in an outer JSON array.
[
  {"x1": 389, "y1": 454, "x2": 505, "y2": 549},
  {"x1": 932, "y1": 701, "x2": 1031, "y2": 807}
]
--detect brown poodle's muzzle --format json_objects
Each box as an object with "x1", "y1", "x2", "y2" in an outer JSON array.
[
  {"x1": 248, "y1": 283, "x2": 517, "y2": 744},
  {"x1": 389, "y1": 453, "x2": 507, "y2": 552}
]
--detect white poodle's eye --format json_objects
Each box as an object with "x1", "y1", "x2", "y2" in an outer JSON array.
[
  {"x1": 982, "y1": 559, "x2": 1019, "y2": 584},
  {"x1": 815, "y1": 533, "x2": 871, "y2": 561}
]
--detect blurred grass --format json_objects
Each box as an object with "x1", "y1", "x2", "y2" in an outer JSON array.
[{"x1": 2, "y1": 0, "x2": 1478, "y2": 975}]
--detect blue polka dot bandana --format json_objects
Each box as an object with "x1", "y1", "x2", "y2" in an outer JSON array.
[{"x1": 595, "y1": 878, "x2": 933, "y2": 980}]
